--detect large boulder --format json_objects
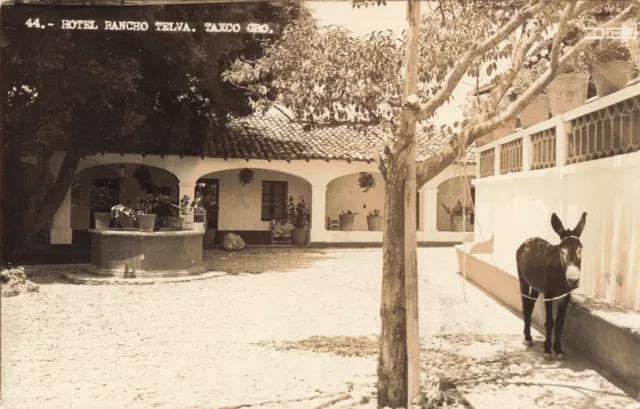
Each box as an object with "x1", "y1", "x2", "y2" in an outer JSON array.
[
  {"x1": 222, "y1": 233, "x2": 245, "y2": 251},
  {"x1": 1, "y1": 267, "x2": 40, "y2": 297}
]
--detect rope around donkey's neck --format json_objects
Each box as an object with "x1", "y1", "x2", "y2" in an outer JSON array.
[{"x1": 450, "y1": 136, "x2": 571, "y2": 303}]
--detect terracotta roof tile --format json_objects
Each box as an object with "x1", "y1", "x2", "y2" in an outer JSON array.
[{"x1": 205, "y1": 116, "x2": 476, "y2": 164}]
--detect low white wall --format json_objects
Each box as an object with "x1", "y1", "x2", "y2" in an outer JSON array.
[
  {"x1": 201, "y1": 168, "x2": 311, "y2": 231},
  {"x1": 472, "y1": 152, "x2": 640, "y2": 310}
]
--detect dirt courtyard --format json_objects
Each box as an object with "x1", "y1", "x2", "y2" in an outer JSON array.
[{"x1": 2, "y1": 248, "x2": 639, "y2": 409}]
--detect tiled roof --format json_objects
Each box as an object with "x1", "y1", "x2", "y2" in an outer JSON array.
[{"x1": 204, "y1": 116, "x2": 476, "y2": 164}]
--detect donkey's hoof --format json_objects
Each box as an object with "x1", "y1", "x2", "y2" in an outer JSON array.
[
  {"x1": 556, "y1": 353, "x2": 565, "y2": 360},
  {"x1": 523, "y1": 340, "x2": 533, "y2": 347},
  {"x1": 543, "y1": 353, "x2": 552, "y2": 361}
]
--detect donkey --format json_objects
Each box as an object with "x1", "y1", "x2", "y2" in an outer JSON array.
[{"x1": 516, "y1": 212, "x2": 587, "y2": 360}]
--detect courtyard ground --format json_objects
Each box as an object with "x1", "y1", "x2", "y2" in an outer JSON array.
[{"x1": 2, "y1": 248, "x2": 639, "y2": 409}]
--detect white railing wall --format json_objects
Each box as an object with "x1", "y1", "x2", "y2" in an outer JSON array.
[{"x1": 473, "y1": 84, "x2": 640, "y2": 310}]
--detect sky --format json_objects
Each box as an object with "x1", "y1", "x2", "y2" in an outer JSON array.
[{"x1": 307, "y1": 0, "x2": 478, "y2": 127}]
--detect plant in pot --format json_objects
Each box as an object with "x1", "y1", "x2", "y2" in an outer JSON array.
[
  {"x1": 339, "y1": 210, "x2": 358, "y2": 231},
  {"x1": 135, "y1": 193, "x2": 162, "y2": 232},
  {"x1": 586, "y1": 39, "x2": 632, "y2": 97},
  {"x1": 509, "y1": 62, "x2": 550, "y2": 127},
  {"x1": 238, "y1": 168, "x2": 255, "y2": 186},
  {"x1": 84, "y1": 183, "x2": 120, "y2": 230},
  {"x1": 284, "y1": 195, "x2": 310, "y2": 246},
  {"x1": 528, "y1": 36, "x2": 591, "y2": 116},
  {"x1": 358, "y1": 172, "x2": 376, "y2": 192},
  {"x1": 367, "y1": 209, "x2": 383, "y2": 231},
  {"x1": 169, "y1": 195, "x2": 191, "y2": 230},
  {"x1": 111, "y1": 204, "x2": 139, "y2": 229},
  {"x1": 441, "y1": 201, "x2": 473, "y2": 232}
]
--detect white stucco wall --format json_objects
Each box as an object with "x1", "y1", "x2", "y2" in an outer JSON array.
[
  {"x1": 38, "y1": 151, "x2": 477, "y2": 244},
  {"x1": 200, "y1": 168, "x2": 311, "y2": 231},
  {"x1": 472, "y1": 152, "x2": 640, "y2": 310},
  {"x1": 326, "y1": 173, "x2": 386, "y2": 231}
]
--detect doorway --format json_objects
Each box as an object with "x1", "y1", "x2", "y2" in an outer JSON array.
[{"x1": 195, "y1": 178, "x2": 219, "y2": 230}]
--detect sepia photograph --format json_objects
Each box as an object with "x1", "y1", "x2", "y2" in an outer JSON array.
[{"x1": 0, "y1": 0, "x2": 639, "y2": 408}]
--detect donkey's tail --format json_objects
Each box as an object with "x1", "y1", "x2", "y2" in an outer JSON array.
[{"x1": 515, "y1": 244, "x2": 525, "y2": 281}]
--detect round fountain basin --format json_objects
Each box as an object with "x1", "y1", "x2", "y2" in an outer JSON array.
[{"x1": 87, "y1": 229, "x2": 205, "y2": 278}]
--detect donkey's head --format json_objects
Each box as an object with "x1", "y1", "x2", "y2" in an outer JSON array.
[{"x1": 551, "y1": 212, "x2": 587, "y2": 288}]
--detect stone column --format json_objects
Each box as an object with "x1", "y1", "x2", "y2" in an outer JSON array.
[
  {"x1": 50, "y1": 188, "x2": 73, "y2": 244},
  {"x1": 555, "y1": 118, "x2": 567, "y2": 167},
  {"x1": 310, "y1": 184, "x2": 327, "y2": 243},
  {"x1": 494, "y1": 144, "x2": 502, "y2": 176},
  {"x1": 179, "y1": 182, "x2": 197, "y2": 202},
  {"x1": 522, "y1": 134, "x2": 533, "y2": 171}
]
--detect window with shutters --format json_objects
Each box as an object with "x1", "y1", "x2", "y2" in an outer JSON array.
[{"x1": 261, "y1": 181, "x2": 288, "y2": 221}]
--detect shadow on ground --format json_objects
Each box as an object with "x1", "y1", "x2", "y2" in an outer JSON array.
[
  {"x1": 252, "y1": 333, "x2": 640, "y2": 409},
  {"x1": 204, "y1": 247, "x2": 337, "y2": 275}
]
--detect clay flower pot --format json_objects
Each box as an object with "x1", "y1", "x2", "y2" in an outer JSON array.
[
  {"x1": 592, "y1": 60, "x2": 632, "y2": 97},
  {"x1": 138, "y1": 214, "x2": 157, "y2": 232},
  {"x1": 367, "y1": 215, "x2": 382, "y2": 231},
  {"x1": 94, "y1": 212, "x2": 112, "y2": 230},
  {"x1": 519, "y1": 94, "x2": 550, "y2": 128},
  {"x1": 291, "y1": 228, "x2": 308, "y2": 246},
  {"x1": 548, "y1": 73, "x2": 589, "y2": 116},
  {"x1": 168, "y1": 216, "x2": 185, "y2": 230},
  {"x1": 339, "y1": 214, "x2": 356, "y2": 231}
]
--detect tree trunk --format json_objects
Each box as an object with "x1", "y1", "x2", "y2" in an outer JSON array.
[
  {"x1": 377, "y1": 156, "x2": 408, "y2": 408},
  {"x1": 377, "y1": 2, "x2": 421, "y2": 407},
  {"x1": 404, "y1": 0, "x2": 421, "y2": 403},
  {"x1": 30, "y1": 150, "x2": 81, "y2": 235},
  {"x1": 2, "y1": 147, "x2": 80, "y2": 260}
]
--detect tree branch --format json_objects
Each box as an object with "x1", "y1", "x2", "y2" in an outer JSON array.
[
  {"x1": 416, "y1": 1, "x2": 640, "y2": 188},
  {"x1": 549, "y1": 1, "x2": 577, "y2": 69},
  {"x1": 486, "y1": 25, "x2": 542, "y2": 113},
  {"x1": 415, "y1": 0, "x2": 551, "y2": 123}
]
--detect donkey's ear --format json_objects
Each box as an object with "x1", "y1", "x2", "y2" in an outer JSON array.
[
  {"x1": 573, "y1": 212, "x2": 587, "y2": 237},
  {"x1": 551, "y1": 213, "x2": 565, "y2": 236}
]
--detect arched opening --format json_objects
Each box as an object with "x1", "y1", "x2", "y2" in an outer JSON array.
[
  {"x1": 436, "y1": 175, "x2": 475, "y2": 232},
  {"x1": 71, "y1": 164, "x2": 179, "y2": 244},
  {"x1": 196, "y1": 168, "x2": 311, "y2": 245},
  {"x1": 326, "y1": 172, "x2": 385, "y2": 231}
]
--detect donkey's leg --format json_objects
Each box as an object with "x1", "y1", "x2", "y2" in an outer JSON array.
[
  {"x1": 520, "y1": 281, "x2": 538, "y2": 347},
  {"x1": 543, "y1": 299, "x2": 554, "y2": 360},
  {"x1": 553, "y1": 294, "x2": 571, "y2": 359}
]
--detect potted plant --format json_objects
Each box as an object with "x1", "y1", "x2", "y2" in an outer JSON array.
[
  {"x1": 441, "y1": 201, "x2": 473, "y2": 232},
  {"x1": 339, "y1": 210, "x2": 358, "y2": 231},
  {"x1": 238, "y1": 168, "x2": 255, "y2": 186},
  {"x1": 367, "y1": 209, "x2": 382, "y2": 231},
  {"x1": 528, "y1": 37, "x2": 591, "y2": 116},
  {"x1": 510, "y1": 63, "x2": 550, "y2": 127},
  {"x1": 169, "y1": 195, "x2": 191, "y2": 230},
  {"x1": 587, "y1": 39, "x2": 632, "y2": 96},
  {"x1": 284, "y1": 195, "x2": 310, "y2": 246},
  {"x1": 85, "y1": 183, "x2": 120, "y2": 230},
  {"x1": 358, "y1": 173, "x2": 376, "y2": 192},
  {"x1": 135, "y1": 193, "x2": 161, "y2": 232},
  {"x1": 111, "y1": 204, "x2": 139, "y2": 229}
]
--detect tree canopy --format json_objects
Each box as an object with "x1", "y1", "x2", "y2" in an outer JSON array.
[
  {"x1": 223, "y1": 0, "x2": 640, "y2": 187},
  {"x1": 0, "y1": 0, "x2": 305, "y2": 256}
]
